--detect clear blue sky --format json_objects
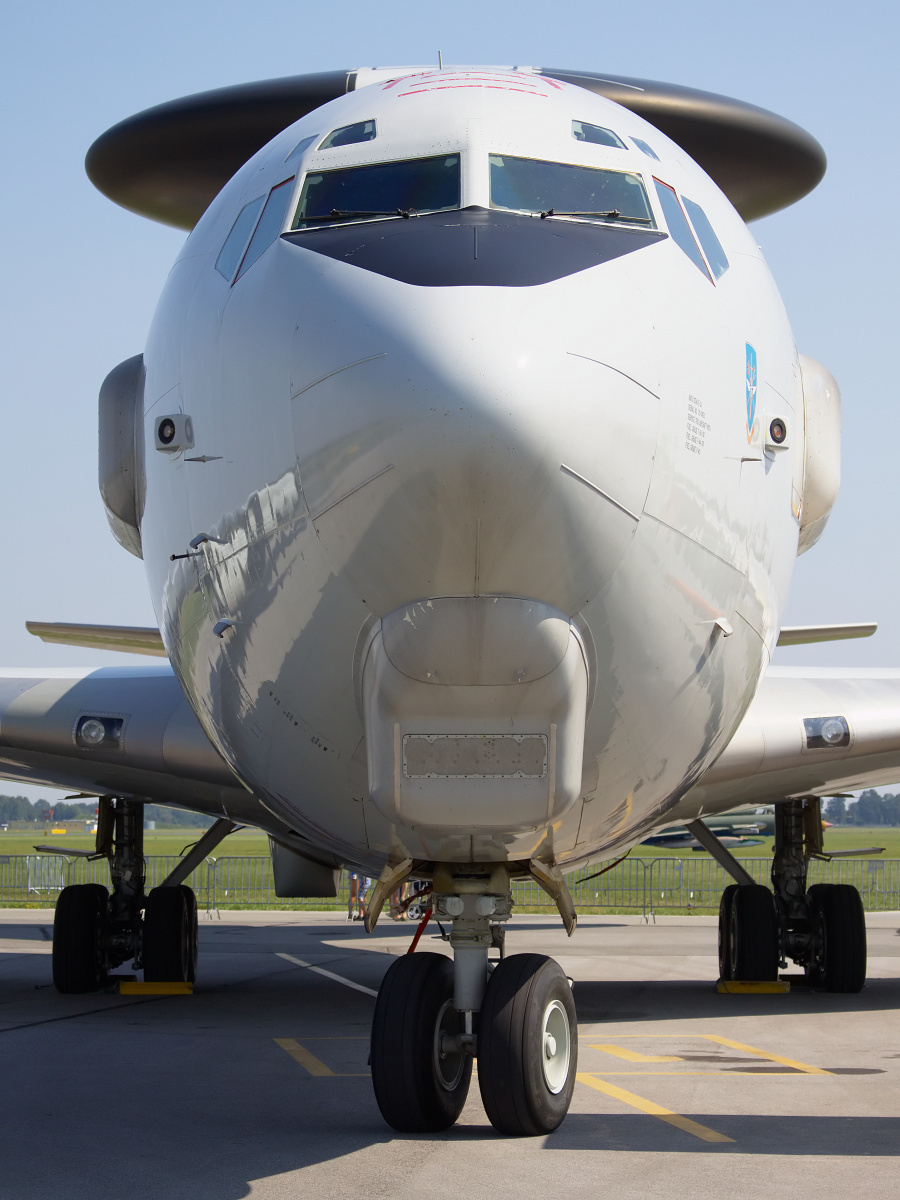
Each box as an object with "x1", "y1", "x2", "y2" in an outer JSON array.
[{"x1": 1, "y1": 0, "x2": 897, "y2": 804}]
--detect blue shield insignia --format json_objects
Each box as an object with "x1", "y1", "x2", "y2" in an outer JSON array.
[{"x1": 745, "y1": 343, "x2": 758, "y2": 441}]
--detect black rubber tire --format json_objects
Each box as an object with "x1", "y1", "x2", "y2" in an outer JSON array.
[
  {"x1": 52, "y1": 884, "x2": 109, "y2": 993},
  {"x1": 371, "y1": 952, "x2": 472, "y2": 1132},
  {"x1": 718, "y1": 884, "x2": 739, "y2": 980},
  {"x1": 729, "y1": 884, "x2": 778, "y2": 981},
  {"x1": 477, "y1": 953, "x2": 578, "y2": 1136},
  {"x1": 807, "y1": 883, "x2": 866, "y2": 993},
  {"x1": 143, "y1": 885, "x2": 198, "y2": 983}
]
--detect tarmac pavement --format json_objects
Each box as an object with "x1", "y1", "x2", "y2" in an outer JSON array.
[{"x1": 2, "y1": 908, "x2": 898, "y2": 1199}]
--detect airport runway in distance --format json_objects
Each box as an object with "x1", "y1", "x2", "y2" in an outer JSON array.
[{"x1": 2, "y1": 910, "x2": 898, "y2": 1199}]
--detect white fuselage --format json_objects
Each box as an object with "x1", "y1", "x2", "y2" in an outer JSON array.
[{"x1": 138, "y1": 70, "x2": 800, "y2": 872}]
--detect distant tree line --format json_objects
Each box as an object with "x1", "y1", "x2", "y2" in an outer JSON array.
[
  {"x1": 0, "y1": 795, "x2": 212, "y2": 828},
  {"x1": 825, "y1": 790, "x2": 900, "y2": 826}
]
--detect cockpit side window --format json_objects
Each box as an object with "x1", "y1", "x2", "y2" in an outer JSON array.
[
  {"x1": 632, "y1": 138, "x2": 660, "y2": 162},
  {"x1": 490, "y1": 155, "x2": 654, "y2": 226},
  {"x1": 572, "y1": 121, "x2": 625, "y2": 148},
  {"x1": 291, "y1": 155, "x2": 461, "y2": 229},
  {"x1": 215, "y1": 195, "x2": 265, "y2": 281},
  {"x1": 653, "y1": 179, "x2": 712, "y2": 281},
  {"x1": 234, "y1": 177, "x2": 296, "y2": 282},
  {"x1": 681, "y1": 196, "x2": 729, "y2": 280},
  {"x1": 284, "y1": 134, "x2": 319, "y2": 165},
  {"x1": 318, "y1": 120, "x2": 376, "y2": 150}
]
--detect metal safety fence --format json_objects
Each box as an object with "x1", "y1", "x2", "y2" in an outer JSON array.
[{"x1": 2, "y1": 854, "x2": 899, "y2": 914}]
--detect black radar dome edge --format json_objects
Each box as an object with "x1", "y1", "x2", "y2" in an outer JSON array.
[{"x1": 85, "y1": 68, "x2": 826, "y2": 230}]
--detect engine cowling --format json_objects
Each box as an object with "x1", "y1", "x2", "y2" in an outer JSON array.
[
  {"x1": 98, "y1": 354, "x2": 145, "y2": 558},
  {"x1": 797, "y1": 355, "x2": 841, "y2": 554}
]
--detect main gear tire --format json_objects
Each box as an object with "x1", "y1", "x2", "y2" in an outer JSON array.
[{"x1": 52, "y1": 884, "x2": 109, "y2": 994}]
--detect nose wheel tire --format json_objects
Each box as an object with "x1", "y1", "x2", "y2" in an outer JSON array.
[
  {"x1": 52, "y1": 884, "x2": 109, "y2": 994},
  {"x1": 717, "y1": 884, "x2": 739, "y2": 980},
  {"x1": 477, "y1": 953, "x2": 578, "y2": 1136},
  {"x1": 728, "y1": 884, "x2": 778, "y2": 981},
  {"x1": 143, "y1": 885, "x2": 198, "y2": 983},
  {"x1": 371, "y1": 951, "x2": 473, "y2": 1132},
  {"x1": 806, "y1": 883, "x2": 866, "y2": 993}
]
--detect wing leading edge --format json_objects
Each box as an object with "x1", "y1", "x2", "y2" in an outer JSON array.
[
  {"x1": 669, "y1": 667, "x2": 900, "y2": 824},
  {"x1": 0, "y1": 666, "x2": 250, "y2": 818}
]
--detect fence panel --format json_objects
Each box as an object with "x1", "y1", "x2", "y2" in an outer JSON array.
[{"x1": 1, "y1": 854, "x2": 899, "y2": 912}]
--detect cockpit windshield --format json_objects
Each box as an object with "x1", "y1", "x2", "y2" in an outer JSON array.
[
  {"x1": 292, "y1": 154, "x2": 461, "y2": 229},
  {"x1": 490, "y1": 156, "x2": 655, "y2": 227}
]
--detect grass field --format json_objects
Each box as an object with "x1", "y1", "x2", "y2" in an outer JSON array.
[
  {"x1": 0, "y1": 828, "x2": 271, "y2": 858},
  {"x1": 3, "y1": 825, "x2": 899, "y2": 861}
]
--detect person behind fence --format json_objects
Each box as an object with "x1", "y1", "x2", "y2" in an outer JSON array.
[
  {"x1": 348, "y1": 871, "x2": 370, "y2": 921},
  {"x1": 390, "y1": 882, "x2": 409, "y2": 920}
]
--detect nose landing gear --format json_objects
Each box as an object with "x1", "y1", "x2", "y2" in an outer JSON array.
[
  {"x1": 478, "y1": 953, "x2": 577, "y2": 1135},
  {"x1": 369, "y1": 863, "x2": 579, "y2": 1135}
]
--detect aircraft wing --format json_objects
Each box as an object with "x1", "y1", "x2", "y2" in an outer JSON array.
[
  {"x1": 25, "y1": 622, "x2": 166, "y2": 657},
  {"x1": 669, "y1": 667, "x2": 900, "y2": 823},
  {"x1": 0, "y1": 665, "x2": 255, "y2": 821}
]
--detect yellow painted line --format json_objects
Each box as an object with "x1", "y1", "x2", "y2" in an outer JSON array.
[
  {"x1": 716, "y1": 980, "x2": 790, "y2": 994},
  {"x1": 274, "y1": 1038, "x2": 336, "y2": 1076},
  {"x1": 118, "y1": 981, "x2": 192, "y2": 995},
  {"x1": 590, "y1": 1044, "x2": 683, "y2": 1063},
  {"x1": 570, "y1": 1071, "x2": 801, "y2": 1076},
  {"x1": 576, "y1": 1074, "x2": 734, "y2": 1143},
  {"x1": 702, "y1": 1034, "x2": 829, "y2": 1075}
]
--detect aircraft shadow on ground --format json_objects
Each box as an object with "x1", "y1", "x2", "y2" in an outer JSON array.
[
  {"x1": 572, "y1": 978, "x2": 900, "y2": 1020},
  {"x1": 542, "y1": 1113, "x2": 900, "y2": 1155},
  {"x1": 0, "y1": 923, "x2": 53, "y2": 942}
]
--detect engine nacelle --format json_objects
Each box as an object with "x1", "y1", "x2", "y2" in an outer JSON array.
[
  {"x1": 797, "y1": 355, "x2": 841, "y2": 554},
  {"x1": 98, "y1": 355, "x2": 145, "y2": 558}
]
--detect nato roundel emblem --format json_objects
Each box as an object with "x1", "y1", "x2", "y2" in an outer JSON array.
[{"x1": 745, "y1": 342, "x2": 758, "y2": 441}]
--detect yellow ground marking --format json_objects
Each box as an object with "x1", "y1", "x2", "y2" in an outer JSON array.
[
  {"x1": 576, "y1": 1074, "x2": 734, "y2": 1143},
  {"x1": 591, "y1": 1044, "x2": 683, "y2": 1063},
  {"x1": 274, "y1": 1038, "x2": 336, "y2": 1076},
  {"x1": 117, "y1": 981, "x2": 192, "y2": 995},
  {"x1": 701, "y1": 1034, "x2": 829, "y2": 1075},
  {"x1": 716, "y1": 980, "x2": 790, "y2": 994}
]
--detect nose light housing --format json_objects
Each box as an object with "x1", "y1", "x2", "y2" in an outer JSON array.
[{"x1": 155, "y1": 414, "x2": 194, "y2": 453}]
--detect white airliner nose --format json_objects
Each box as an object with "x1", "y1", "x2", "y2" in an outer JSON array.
[{"x1": 290, "y1": 269, "x2": 660, "y2": 618}]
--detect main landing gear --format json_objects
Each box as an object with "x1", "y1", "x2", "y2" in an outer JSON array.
[
  {"x1": 369, "y1": 862, "x2": 579, "y2": 1136},
  {"x1": 697, "y1": 799, "x2": 866, "y2": 992},
  {"x1": 52, "y1": 797, "x2": 234, "y2": 993}
]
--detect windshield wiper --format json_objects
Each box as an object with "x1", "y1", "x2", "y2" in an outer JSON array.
[
  {"x1": 539, "y1": 208, "x2": 651, "y2": 224},
  {"x1": 298, "y1": 208, "x2": 417, "y2": 223}
]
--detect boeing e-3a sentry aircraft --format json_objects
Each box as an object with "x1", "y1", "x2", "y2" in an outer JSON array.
[{"x1": 5, "y1": 64, "x2": 900, "y2": 1136}]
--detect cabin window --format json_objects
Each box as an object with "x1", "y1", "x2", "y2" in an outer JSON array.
[
  {"x1": 572, "y1": 121, "x2": 625, "y2": 149},
  {"x1": 215, "y1": 195, "x2": 265, "y2": 280},
  {"x1": 235, "y1": 177, "x2": 297, "y2": 281},
  {"x1": 489, "y1": 156, "x2": 654, "y2": 226},
  {"x1": 653, "y1": 179, "x2": 711, "y2": 280},
  {"x1": 631, "y1": 138, "x2": 660, "y2": 161},
  {"x1": 291, "y1": 154, "x2": 461, "y2": 229},
  {"x1": 682, "y1": 196, "x2": 729, "y2": 280},
  {"x1": 318, "y1": 120, "x2": 377, "y2": 150}
]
